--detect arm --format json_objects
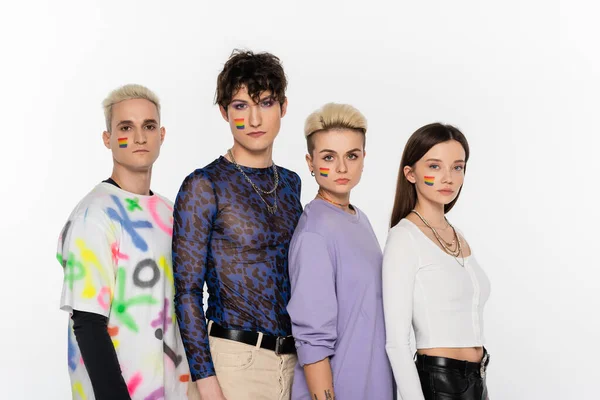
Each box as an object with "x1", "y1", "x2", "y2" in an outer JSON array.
[
  {"x1": 382, "y1": 226, "x2": 425, "y2": 400},
  {"x1": 172, "y1": 172, "x2": 225, "y2": 398},
  {"x1": 71, "y1": 311, "x2": 131, "y2": 400},
  {"x1": 58, "y1": 213, "x2": 128, "y2": 398},
  {"x1": 287, "y1": 232, "x2": 337, "y2": 399},
  {"x1": 303, "y1": 359, "x2": 335, "y2": 400}
]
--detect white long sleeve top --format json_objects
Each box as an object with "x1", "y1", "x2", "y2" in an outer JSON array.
[{"x1": 382, "y1": 219, "x2": 491, "y2": 400}]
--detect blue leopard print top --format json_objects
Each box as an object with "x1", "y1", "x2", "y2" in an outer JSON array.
[{"x1": 172, "y1": 156, "x2": 303, "y2": 380}]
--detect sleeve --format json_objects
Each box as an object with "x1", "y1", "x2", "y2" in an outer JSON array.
[
  {"x1": 172, "y1": 171, "x2": 217, "y2": 381},
  {"x1": 287, "y1": 231, "x2": 337, "y2": 367},
  {"x1": 71, "y1": 311, "x2": 131, "y2": 400},
  {"x1": 58, "y1": 209, "x2": 117, "y2": 317},
  {"x1": 382, "y1": 226, "x2": 425, "y2": 400}
]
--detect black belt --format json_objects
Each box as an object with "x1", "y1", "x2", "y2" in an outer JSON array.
[
  {"x1": 416, "y1": 349, "x2": 490, "y2": 378},
  {"x1": 209, "y1": 322, "x2": 296, "y2": 355}
]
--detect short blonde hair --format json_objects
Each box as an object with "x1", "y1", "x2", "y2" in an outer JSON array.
[
  {"x1": 304, "y1": 102, "x2": 367, "y2": 154},
  {"x1": 102, "y1": 84, "x2": 161, "y2": 131}
]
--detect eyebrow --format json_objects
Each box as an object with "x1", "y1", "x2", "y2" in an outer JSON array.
[
  {"x1": 319, "y1": 148, "x2": 363, "y2": 154},
  {"x1": 116, "y1": 119, "x2": 158, "y2": 127},
  {"x1": 425, "y1": 158, "x2": 465, "y2": 163},
  {"x1": 230, "y1": 95, "x2": 274, "y2": 104}
]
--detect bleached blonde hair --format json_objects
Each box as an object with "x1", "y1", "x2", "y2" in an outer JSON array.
[
  {"x1": 304, "y1": 103, "x2": 367, "y2": 154},
  {"x1": 102, "y1": 84, "x2": 161, "y2": 131}
]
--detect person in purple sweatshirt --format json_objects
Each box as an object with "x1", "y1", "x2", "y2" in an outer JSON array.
[{"x1": 286, "y1": 103, "x2": 395, "y2": 400}]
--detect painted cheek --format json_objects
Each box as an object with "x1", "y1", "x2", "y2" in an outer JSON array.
[
  {"x1": 319, "y1": 167, "x2": 330, "y2": 178},
  {"x1": 118, "y1": 137, "x2": 128, "y2": 148},
  {"x1": 234, "y1": 118, "x2": 245, "y2": 130},
  {"x1": 424, "y1": 176, "x2": 435, "y2": 186}
]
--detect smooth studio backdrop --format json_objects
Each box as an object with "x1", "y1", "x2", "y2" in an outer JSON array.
[{"x1": 1, "y1": 1, "x2": 598, "y2": 399}]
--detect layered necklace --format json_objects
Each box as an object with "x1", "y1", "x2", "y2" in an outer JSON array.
[
  {"x1": 411, "y1": 209, "x2": 464, "y2": 267},
  {"x1": 227, "y1": 149, "x2": 279, "y2": 214}
]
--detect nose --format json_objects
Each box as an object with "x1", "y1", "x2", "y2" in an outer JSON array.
[
  {"x1": 337, "y1": 157, "x2": 348, "y2": 174},
  {"x1": 441, "y1": 167, "x2": 453, "y2": 184},
  {"x1": 134, "y1": 127, "x2": 147, "y2": 145},
  {"x1": 248, "y1": 105, "x2": 262, "y2": 128}
]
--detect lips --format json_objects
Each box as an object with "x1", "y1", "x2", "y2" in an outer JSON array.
[
  {"x1": 438, "y1": 189, "x2": 454, "y2": 195},
  {"x1": 335, "y1": 179, "x2": 350, "y2": 184},
  {"x1": 247, "y1": 131, "x2": 266, "y2": 138},
  {"x1": 133, "y1": 149, "x2": 149, "y2": 153}
]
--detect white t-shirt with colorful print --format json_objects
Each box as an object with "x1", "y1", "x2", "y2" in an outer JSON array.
[{"x1": 58, "y1": 182, "x2": 190, "y2": 400}]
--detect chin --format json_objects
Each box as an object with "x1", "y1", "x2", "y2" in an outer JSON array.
[
  {"x1": 236, "y1": 135, "x2": 277, "y2": 152},
  {"x1": 323, "y1": 184, "x2": 353, "y2": 196}
]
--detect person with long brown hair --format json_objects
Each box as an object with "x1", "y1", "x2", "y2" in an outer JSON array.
[{"x1": 382, "y1": 123, "x2": 491, "y2": 400}]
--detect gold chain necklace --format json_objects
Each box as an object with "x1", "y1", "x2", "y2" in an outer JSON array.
[
  {"x1": 317, "y1": 190, "x2": 350, "y2": 209},
  {"x1": 227, "y1": 149, "x2": 278, "y2": 214},
  {"x1": 411, "y1": 210, "x2": 464, "y2": 267}
]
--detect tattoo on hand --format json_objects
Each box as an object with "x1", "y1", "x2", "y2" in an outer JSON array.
[{"x1": 313, "y1": 390, "x2": 334, "y2": 400}]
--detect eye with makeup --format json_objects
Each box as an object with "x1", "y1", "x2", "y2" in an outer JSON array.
[
  {"x1": 260, "y1": 98, "x2": 275, "y2": 108},
  {"x1": 231, "y1": 102, "x2": 247, "y2": 111},
  {"x1": 322, "y1": 154, "x2": 335, "y2": 162},
  {"x1": 454, "y1": 164, "x2": 465, "y2": 172},
  {"x1": 347, "y1": 152, "x2": 360, "y2": 160},
  {"x1": 428, "y1": 163, "x2": 440, "y2": 170}
]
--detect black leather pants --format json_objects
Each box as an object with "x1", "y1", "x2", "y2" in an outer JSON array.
[{"x1": 415, "y1": 350, "x2": 490, "y2": 400}]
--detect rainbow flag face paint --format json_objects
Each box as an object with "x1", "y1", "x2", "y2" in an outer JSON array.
[
  {"x1": 118, "y1": 137, "x2": 128, "y2": 148},
  {"x1": 319, "y1": 168, "x2": 330, "y2": 177},
  {"x1": 234, "y1": 118, "x2": 245, "y2": 130},
  {"x1": 424, "y1": 176, "x2": 435, "y2": 186}
]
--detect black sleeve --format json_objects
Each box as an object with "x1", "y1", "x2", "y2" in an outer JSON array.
[{"x1": 71, "y1": 310, "x2": 131, "y2": 400}]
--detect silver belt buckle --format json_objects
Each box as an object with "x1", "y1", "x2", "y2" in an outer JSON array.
[
  {"x1": 275, "y1": 336, "x2": 284, "y2": 355},
  {"x1": 480, "y1": 352, "x2": 489, "y2": 378}
]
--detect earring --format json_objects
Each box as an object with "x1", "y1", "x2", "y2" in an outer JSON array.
[{"x1": 311, "y1": 171, "x2": 315, "y2": 177}]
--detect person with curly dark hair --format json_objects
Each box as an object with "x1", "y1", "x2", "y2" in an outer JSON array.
[{"x1": 172, "y1": 49, "x2": 303, "y2": 400}]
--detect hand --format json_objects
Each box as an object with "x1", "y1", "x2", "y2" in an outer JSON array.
[{"x1": 195, "y1": 375, "x2": 227, "y2": 400}]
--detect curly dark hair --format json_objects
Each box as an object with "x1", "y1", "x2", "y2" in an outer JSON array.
[{"x1": 215, "y1": 49, "x2": 287, "y2": 109}]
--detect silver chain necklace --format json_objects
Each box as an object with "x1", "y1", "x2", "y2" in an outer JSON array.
[{"x1": 227, "y1": 149, "x2": 279, "y2": 214}]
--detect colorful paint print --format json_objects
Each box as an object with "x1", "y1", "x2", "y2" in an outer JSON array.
[
  {"x1": 424, "y1": 176, "x2": 435, "y2": 186},
  {"x1": 319, "y1": 168, "x2": 330, "y2": 177},
  {"x1": 118, "y1": 137, "x2": 128, "y2": 148},
  {"x1": 57, "y1": 184, "x2": 190, "y2": 399},
  {"x1": 234, "y1": 118, "x2": 245, "y2": 130}
]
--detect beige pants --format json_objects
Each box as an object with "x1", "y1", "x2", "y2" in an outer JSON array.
[{"x1": 190, "y1": 321, "x2": 297, "y2": 400}]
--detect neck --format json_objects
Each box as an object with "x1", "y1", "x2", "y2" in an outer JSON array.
[
  {"x1": 228, "y1": 142, "x2": 273, "y2": 168},
  {"x1": 317, "y1": 187, "x2": 351, "y2": 208},
  {"x1": 413, "y1": 199, "x2": 446, "y2": 227},
  {"x1": 110, "y1": 164, "x2": 152, "y2": 196}
]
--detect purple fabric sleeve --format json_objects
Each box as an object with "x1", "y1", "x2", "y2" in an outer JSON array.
[{"x1": 287, "y1": 232, "x2": 337, "y2": 367}]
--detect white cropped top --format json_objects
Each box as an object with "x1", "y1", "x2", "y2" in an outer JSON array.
[{"x1": 382, "y1": 219, "x2": 491, "y2": 400}]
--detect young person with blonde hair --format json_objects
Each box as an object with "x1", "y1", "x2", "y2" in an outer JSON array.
[
  {"x1": 383, "y1": 123, "x2": 491, "y2": 400},
  {"x1": 286, "y1": 103, "x2": 394, "y2": 400},
  {"x1": 56, "y1": 84, "x2": 192, "y2": 399}
]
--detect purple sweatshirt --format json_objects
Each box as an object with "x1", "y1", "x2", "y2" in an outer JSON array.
[{"x1": 287, "y1": 199, "x2": 395, "y2": 400}]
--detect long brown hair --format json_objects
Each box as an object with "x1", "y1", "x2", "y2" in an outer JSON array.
[{"x1": 390, "y1": 123, "x2": 470, "y2": 228}]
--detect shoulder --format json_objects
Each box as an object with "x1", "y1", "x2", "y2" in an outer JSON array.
[
  {"x1": 277, "y1": 165, "x2": 301, "y2": 187},
  {"x1": 67, "y1": 184, "x2": 119, "y2": 222},
  {"x1": 59, "y1": 185, "x2": 118, "y2": 241},
  {"x1": 177, "y1": 167, "x2": 215, "y2": 194},
  {"x1": 385, "y1": 219, "x2": 418, "y2": 247},
  {"x1": 150, "y1": 192, "x2": 174, "y2": 208},
  {"x1": 294, "y1": 200, "x2": 339, "y2": 237}
]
